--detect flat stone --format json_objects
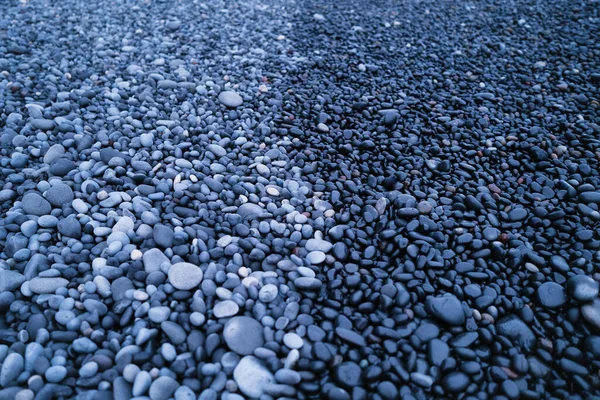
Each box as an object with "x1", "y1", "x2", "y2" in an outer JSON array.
[
  {"x1": 294, "y1": 277, "x2": 322, "y2": 290},
  {"x1": 207, "y1": 143, "x2": 227, "y2": 157}
]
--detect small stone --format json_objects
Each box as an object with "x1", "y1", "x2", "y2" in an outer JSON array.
[
  {"x1": 72, "y1": 337, "x2": 98, "y2": 353},
  {"x1": 149, "y1": 307, "x2": 171, "y2": 323},
  {"x1": 550, "y1": 255, "x2": 569, "y2": 272},
  {"x1": 294, "y1": 277, "x2": 322, "y2": 290},
  {"x1": 306, "y1": 251, "x2": 326, "y2": 264},
  {"x1": 305, "y1": 239, "x2": 333, "y2": 252}
]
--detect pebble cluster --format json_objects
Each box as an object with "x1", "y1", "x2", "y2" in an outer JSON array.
[{"x1": 1, "y1": 0, "x2": 599, "y2": 399}]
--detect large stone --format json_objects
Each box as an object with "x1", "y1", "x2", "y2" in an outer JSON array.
[
  {"x1": 233, "y1": 356, "x2": 275, "y2": 398},
  {"x1": 223, "y1": 316, "x2": 264, "y2": 355},
  {"x1": 168, "y1": 263, "x2": 202, "y2": 290},
  {"x1": 21, "y1": 192, "x2": 51, "y2": 215},
  {"x1": 218, "y1": 91, "x2": 243, "y2": 108},
  {"x1": 143, "y1": 248, "x2": 170, "y2": 274},
  {"x1": 29, "y1": 277, "x2": 69, "y2": 294},
  {"x1": 0, "y1": 270, "x2": 26, "y2": 292},
  {"x1": 425, "y1": 295, "x2": 465, "y2": 325},
  {"x1": 496, "y1": 315, "x2": 536, "y2": 352}
]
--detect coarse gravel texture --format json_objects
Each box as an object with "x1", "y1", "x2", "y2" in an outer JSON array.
[{"x1": 1, "y1": 0, "x2": 600, "y2": 399}]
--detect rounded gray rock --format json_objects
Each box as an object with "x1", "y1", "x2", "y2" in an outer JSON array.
[
  {"x1": 168, "y1": 263, "x2": 202, "y2": 290},
  {"x1": 21, "y1": 192, "x2": 51, "y2": 215},
  {"x1": 224, "y1": 316, "x2": 264, "y2": 355},
  {"x1": 218, "y1": 91, "x2": 243, "y2": 107}
]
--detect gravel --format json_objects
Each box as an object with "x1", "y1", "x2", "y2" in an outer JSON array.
[{"x1": 0, "y1": 0, "x2": 599, "y2": 398}]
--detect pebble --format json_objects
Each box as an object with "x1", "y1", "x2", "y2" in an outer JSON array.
[
  {"x1": 218, "y1": 91, "x2": 243, "y2": 108},
  {"x1": 168, "y1": 262, "x2": 203, "y2": 290},
  {"x1": 45, "y1": 365, "x2": 67, "y2": 383},
  {"x1": 259, "y1": 284, "x2": 278, "y2": 302},
  {"x1": 149, "y1": 376, "x2": 179, "y2": 400},
  {"x1": 582, "y1": 299, "x2": 600, "y2": 330},
  {"x1": 0, "y1": 0, "x2": 597, "y2": 398},
  {"x1": 21, "y1": 192, "x2": 51, "y2": 215},
  {"x1": 29, "y1": 277, "x2": 69, "y2": 294},
  {"x1": 536, "y1": 282, "x2": 567, "y2": 309},
  {"x1": 425, "y1": 295, "x2": 465, "y2": 325},
  {"x1": 213, "y1": 300, "x2": 239, "y2": 318},
  {"x1": 0, "y1": 353, "x2": 23, "y2": 387},
  {"x1": 566, "y1": 275, "x2": 599, "y2": 302},
  {"x1": 496, "y1": 315, "x2": 536, "y2": 351},
  {"x1": 283, "y1": 332, "x2": 303, "y2": 349},
  {"x1": 233, "y1": 356, "x2": 275, "y2": 398},
  {"x1": 223, "y1": 316, "x2": 264, "y2": 355}
]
